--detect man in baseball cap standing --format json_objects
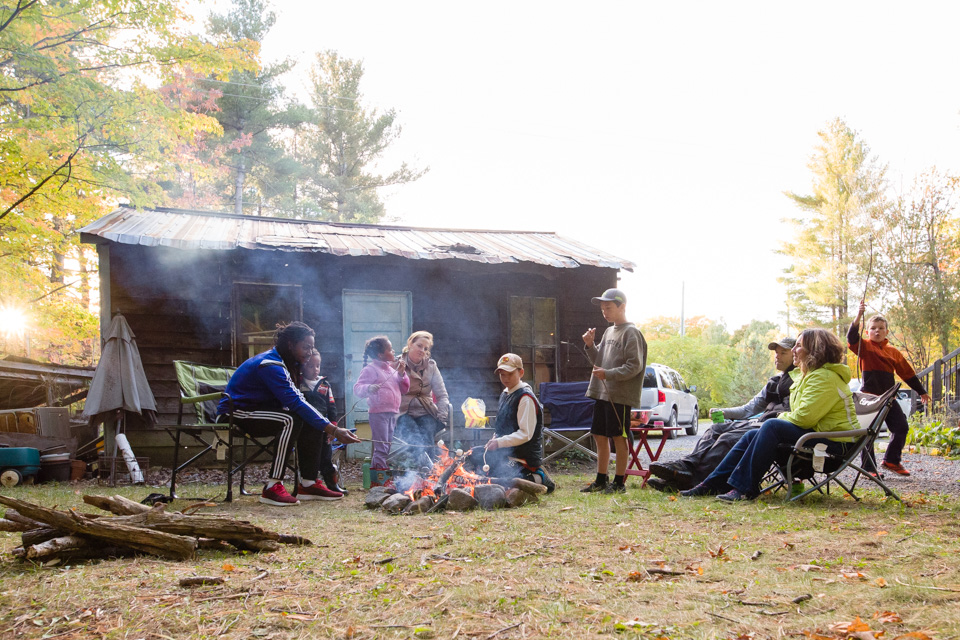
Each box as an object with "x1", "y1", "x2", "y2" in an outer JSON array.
[{"x1": 581, "y1": 288, "x2": 647, "y2": 494}]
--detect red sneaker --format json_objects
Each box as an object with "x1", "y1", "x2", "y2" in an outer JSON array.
[
  {"x1": 260, "y1": 483, "x2": 300, "y2": 506},
  {"x1": 297, "y1": 480, "x2": 343, "y2": 501},
  {"x1": 881, "y1": 461, "x2": 911, "y2": 476}
]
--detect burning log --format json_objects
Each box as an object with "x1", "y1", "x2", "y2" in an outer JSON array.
[
  {"x1": 445, "y1": 488, "x2": 478, "y2": 512},
  {"x1": 474, "y1": 484, "x2": 507, "y2": 510},
  {"x1": 381, "y1": 493, "x2": 412, "y2": 514}
]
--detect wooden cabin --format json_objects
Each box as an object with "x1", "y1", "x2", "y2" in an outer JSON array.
[{"x1": 81, "y1": 207, "x2": 635, "y2": 464}]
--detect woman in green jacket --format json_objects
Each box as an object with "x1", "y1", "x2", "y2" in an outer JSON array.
[{"x1": 681, "y1": 328, "x2": 859, "y2": 502}]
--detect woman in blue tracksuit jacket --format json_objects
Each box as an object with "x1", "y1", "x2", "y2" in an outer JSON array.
[{"x1": 217, "y1": 322, "x2": 359, "y2": 506}]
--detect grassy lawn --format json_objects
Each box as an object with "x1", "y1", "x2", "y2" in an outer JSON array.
[{"x1": 1, "y1": 470, "x2": 959, "y2": 640}]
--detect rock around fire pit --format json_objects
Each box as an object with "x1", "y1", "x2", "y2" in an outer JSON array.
[{"x1": 364, "y1": 444, "x2": 548, "y2": 515}]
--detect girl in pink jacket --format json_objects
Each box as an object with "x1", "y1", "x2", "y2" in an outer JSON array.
[{"x1": 354, "y1": 336, "x2": 410, "y2": 473}]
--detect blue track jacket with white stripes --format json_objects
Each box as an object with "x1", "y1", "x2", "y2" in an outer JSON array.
[{"x1": 217, "y1": 348, "x2": 332, "y2": 431}]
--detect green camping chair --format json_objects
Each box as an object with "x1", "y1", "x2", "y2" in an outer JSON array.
[{"x1": 169, "y1": 360, "x2": 298, "y2": 502}]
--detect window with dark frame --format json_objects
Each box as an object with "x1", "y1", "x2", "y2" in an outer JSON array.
[
  {"x1": 509, "y1": 296, "x2": 558, "y2": 390},
  {"x1": 232, "y1": 283, "x2": 303, "y2": 366}
]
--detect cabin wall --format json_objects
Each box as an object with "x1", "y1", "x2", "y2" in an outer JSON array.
[{"x1": 104, "y1": 243, "x2": 620, "y2": 465}]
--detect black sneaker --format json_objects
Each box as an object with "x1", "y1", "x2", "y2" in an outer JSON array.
[
  {"x1": 580, "y1": 481, "x2": 607, "y2": 493},
  {"x1": 602, "y1": 483, "x2": 626, "y2": 494},
  {"x1": 646, "y1": 477, "x2": 676, "y2": 493},
  {"x1": 649, "y1": 462, "x2": 694, "y2": 485}
]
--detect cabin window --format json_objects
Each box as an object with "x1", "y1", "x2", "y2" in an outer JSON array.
[
  {"x1": 509, "y1": 296, "x2": 557, "y2": 389},
  {"x1": 232, "y1": 283, "x2": 303, "y2": 365}
]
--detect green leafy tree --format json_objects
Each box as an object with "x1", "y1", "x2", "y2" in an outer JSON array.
[
  {"x1": 647, "y1": 336, "x2": 739, "y2": 416},
  {"x1": 728, "y1": 320, "x2": 780, "y2": 404},
  {"x1": 0, "y1": 0, "x2": 252, "y2": 364},
  {"x1": 779, "y1": 118, "x2": 889, "y2": 335},
  {"x1": 872, "y1": 169, "x2": 960, "y2": 365},
  {"x1": 294, "y1": 50, "x2": 427, "y2": 222}
]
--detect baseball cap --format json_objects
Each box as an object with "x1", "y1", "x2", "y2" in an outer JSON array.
[
  {"x1": 767, "y1": 337, "x2": 797, "y2": 350},
  {"x1": 495, "y1": 353, "x2": 523, "y2": 372},
  {"x1": 591, "y1": 288, "x2": 627, "y2": 305}
]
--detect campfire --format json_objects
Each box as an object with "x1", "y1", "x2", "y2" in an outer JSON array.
[{"x1": 366, "y1": 442, "x2": 547, "y2": 514}]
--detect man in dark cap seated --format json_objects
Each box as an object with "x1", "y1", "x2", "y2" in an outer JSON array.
[{"x1": 648, "y1": 337, "x2": 796, "y2": 492}]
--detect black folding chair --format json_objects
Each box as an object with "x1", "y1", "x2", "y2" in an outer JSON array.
[
  {"x1": 765, "y1": 384, "x2": 902, "y2": 502},
  {"x1": 168, "y1": 361, "x2": 298, "y2": 502}
]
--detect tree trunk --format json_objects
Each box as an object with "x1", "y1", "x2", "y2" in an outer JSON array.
[{"x1": 234, "y1": 149, "x2": 245, "y2": 215}]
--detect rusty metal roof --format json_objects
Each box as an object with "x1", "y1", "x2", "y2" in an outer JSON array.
[{"x1": 80, "y1": 207, "x2": 635, "y2": 271}]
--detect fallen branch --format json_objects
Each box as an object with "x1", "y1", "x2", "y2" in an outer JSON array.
[
  {"x1": 179, "y1": 576, "x2": 225, "y2": 587},
  {"x1": 894, "y1": 578, "x2": 960, "y2": 592},
  {"x1": 485, "y1": 622, "x2": 522, "y2": 639}
]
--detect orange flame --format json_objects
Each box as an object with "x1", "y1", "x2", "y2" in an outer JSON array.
[{"x1": 403, "y1": 442, "x2": 490, "y2": 499}]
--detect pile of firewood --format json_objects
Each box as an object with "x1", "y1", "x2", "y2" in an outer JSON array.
[{"x1": 0, "y1": 494, "x2": 311, "y2": 563}]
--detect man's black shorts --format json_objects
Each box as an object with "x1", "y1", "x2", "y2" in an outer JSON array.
[{"x1": 591, "y1": 400, "x2": 631, "y2": 438}]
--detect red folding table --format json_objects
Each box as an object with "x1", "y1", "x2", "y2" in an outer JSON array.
[{"x1": 625, "y1": 409, "x2": 683, "y2": 487}]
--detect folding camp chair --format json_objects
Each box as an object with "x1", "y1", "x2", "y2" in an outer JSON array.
[
  {"x1": 765, "y1": 384, "x2": 902, "y2": 502},
  {"x1": 539, "y1": 381, "x2": 599, "y2": 464},
  {"x1": 168, "y1": 360, "x2": 298, "y2": 502}
]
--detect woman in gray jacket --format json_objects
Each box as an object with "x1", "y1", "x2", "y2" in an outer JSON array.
[{"x1": 395, "y1": 331, "x2": 450, "y2": 465}]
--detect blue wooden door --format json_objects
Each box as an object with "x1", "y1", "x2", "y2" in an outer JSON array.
[{"x1": 342, "y1": 290, "x2": 412, "y2": 432}]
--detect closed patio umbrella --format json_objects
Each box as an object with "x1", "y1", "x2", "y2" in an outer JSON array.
[{"x1": 83, "y1": 313, "x2": 157, "y2": 430}]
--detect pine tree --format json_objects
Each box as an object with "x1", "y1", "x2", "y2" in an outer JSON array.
[
  {"x1": 779, "y1": 119, "x2": 888, "y2": 334},
  {"x1": 295, "y1": 51, "x2": 427, "y2": 223}
]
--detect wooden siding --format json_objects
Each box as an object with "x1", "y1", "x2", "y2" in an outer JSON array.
[{"x1": 105, "y1": 244, "x2": 620, "y2": 464}]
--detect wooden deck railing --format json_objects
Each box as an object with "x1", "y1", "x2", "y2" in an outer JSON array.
[{"x1": 915, "y1": 346, "x2": 960, "y2": 414}]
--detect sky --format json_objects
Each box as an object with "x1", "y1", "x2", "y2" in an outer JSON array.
[{"x1": 195, "y1": 1, "x2": 960, "y2": 331}]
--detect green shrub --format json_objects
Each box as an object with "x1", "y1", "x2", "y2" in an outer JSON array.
[{"x1": 907, "y1": 413, "x2": 960, "y2": 456}]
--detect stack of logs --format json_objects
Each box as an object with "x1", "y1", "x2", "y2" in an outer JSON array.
[
  {"x1": 0, "y1": 494, "x2": 311, "y2": 563},
  {"x1": 366, "y1": 476, "x2": 548, "y2": 515}
]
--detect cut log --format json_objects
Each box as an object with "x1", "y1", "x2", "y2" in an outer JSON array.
[
  {"x1": 0, "y1": 518, "x2": 32, "y2": 532},
  {"x1": 276, "y1": 533, "x2": 313, "y2": 546},
  {"x1": 25, "y1": 536, "x2": 132, "y2": 562},
  {"x1": 106, "y1": 510, "x2": 281, "y2": 543},
  {"x1": 179, "y1": 576, "x2": 225, "y2": 587},
  {"x1": 403, "y1": 495, "x2": 436, "y2": 515},
  {"x1": 4, "y1": 509, "x2": 45, "y2": 529},
  {"x1": 488, "y1": 477, "x2": 548, "y2": 495},
  {"x1": 25, "y1": 535, "x2": 89, "y2": 560},
  {"x1": 22, "y1": 526, "x2": 67, "y2": 547},
  {"x1": 229, "y1": 539, "x2": 281, "y2": 552},
  {"x1": 0, "y1": 495, "x2": 196, "y2": 560},
  {"x1": 82, "y1": 494, "x2": 151, "y2": 515}
]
